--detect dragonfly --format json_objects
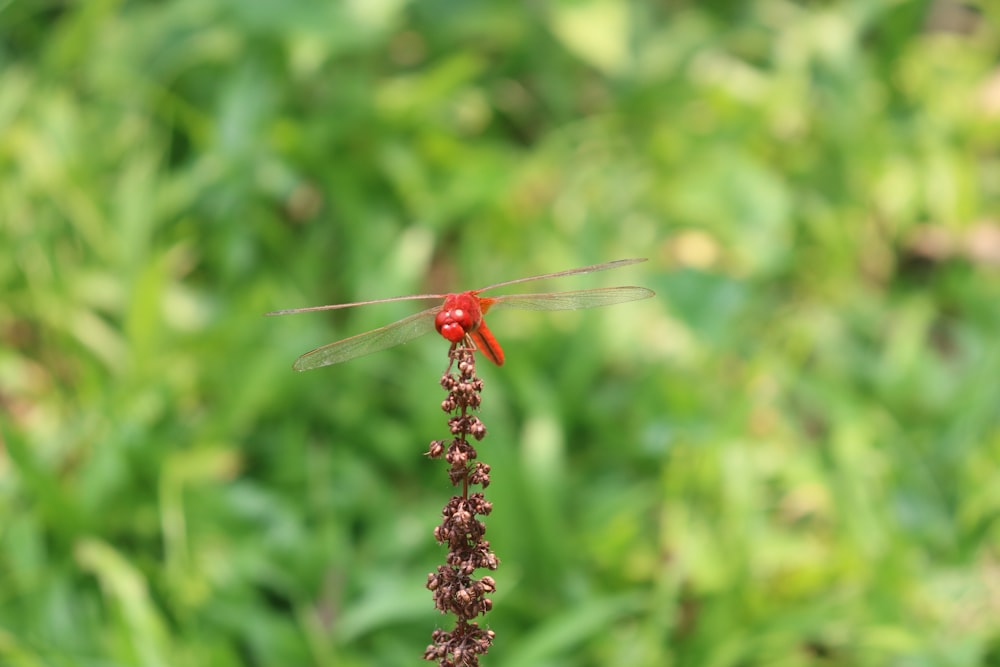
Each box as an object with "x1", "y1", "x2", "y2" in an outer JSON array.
[{"x1": 266, "y1": 258, "x2": 655, "y2": 371}]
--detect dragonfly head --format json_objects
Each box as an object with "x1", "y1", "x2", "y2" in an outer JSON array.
[{"x1": 434, "y1": 292, "x2": 483, "y2": 343}]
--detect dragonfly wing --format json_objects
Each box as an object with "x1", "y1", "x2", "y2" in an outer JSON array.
[
  {"x1": 485, "y1": 286, "x2": 655, "y2": 312},
  {"x1": 266, "y1": 294, "x2": 445, "y2": 316},
  {"x1": 476, "y1": 258, "x2": 646, "y2": 293},
  {"x1": 293, "y1": 306, "x2": 439, "y2": 371}
]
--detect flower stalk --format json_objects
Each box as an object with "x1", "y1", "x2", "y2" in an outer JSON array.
[{"x1": 423, "y1": 343, "x2": 498, "y2": 666}]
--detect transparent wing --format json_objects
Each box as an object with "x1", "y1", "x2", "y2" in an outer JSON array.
[
  {"x1": 485, "y1": 286, "x2": 655, "y2": 312},
  {"x1": 266, "y1": 294, "x2": 445, "y2": 316},
  {"x1": 292, "y1": 306, "x2": 439, "y2": 371},
  {"x1": 476, "y1": 258, "x2": 647, "y2": 293}
]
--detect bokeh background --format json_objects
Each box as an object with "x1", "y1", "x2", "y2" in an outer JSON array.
[{"x1": 3, "y1": 1, "x2": 1000, "y2": 665}]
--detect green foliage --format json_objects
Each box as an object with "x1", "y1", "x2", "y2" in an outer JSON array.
[{"x1": 2, "y1": 1, "x2": 1000, "y2": 665}]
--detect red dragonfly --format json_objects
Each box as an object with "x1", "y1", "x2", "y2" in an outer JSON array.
[{"x1": 267, "y1": 258, "x2": 654, "y2": 371}]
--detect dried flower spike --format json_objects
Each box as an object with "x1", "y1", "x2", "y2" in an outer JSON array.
[{"x1": 424, "y1": 343, "x2": 499, "y2": 665}]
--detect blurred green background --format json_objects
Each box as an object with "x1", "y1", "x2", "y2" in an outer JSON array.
[{"x1": 3, "y1": 0, "x2": 1000, "y2": 665}]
